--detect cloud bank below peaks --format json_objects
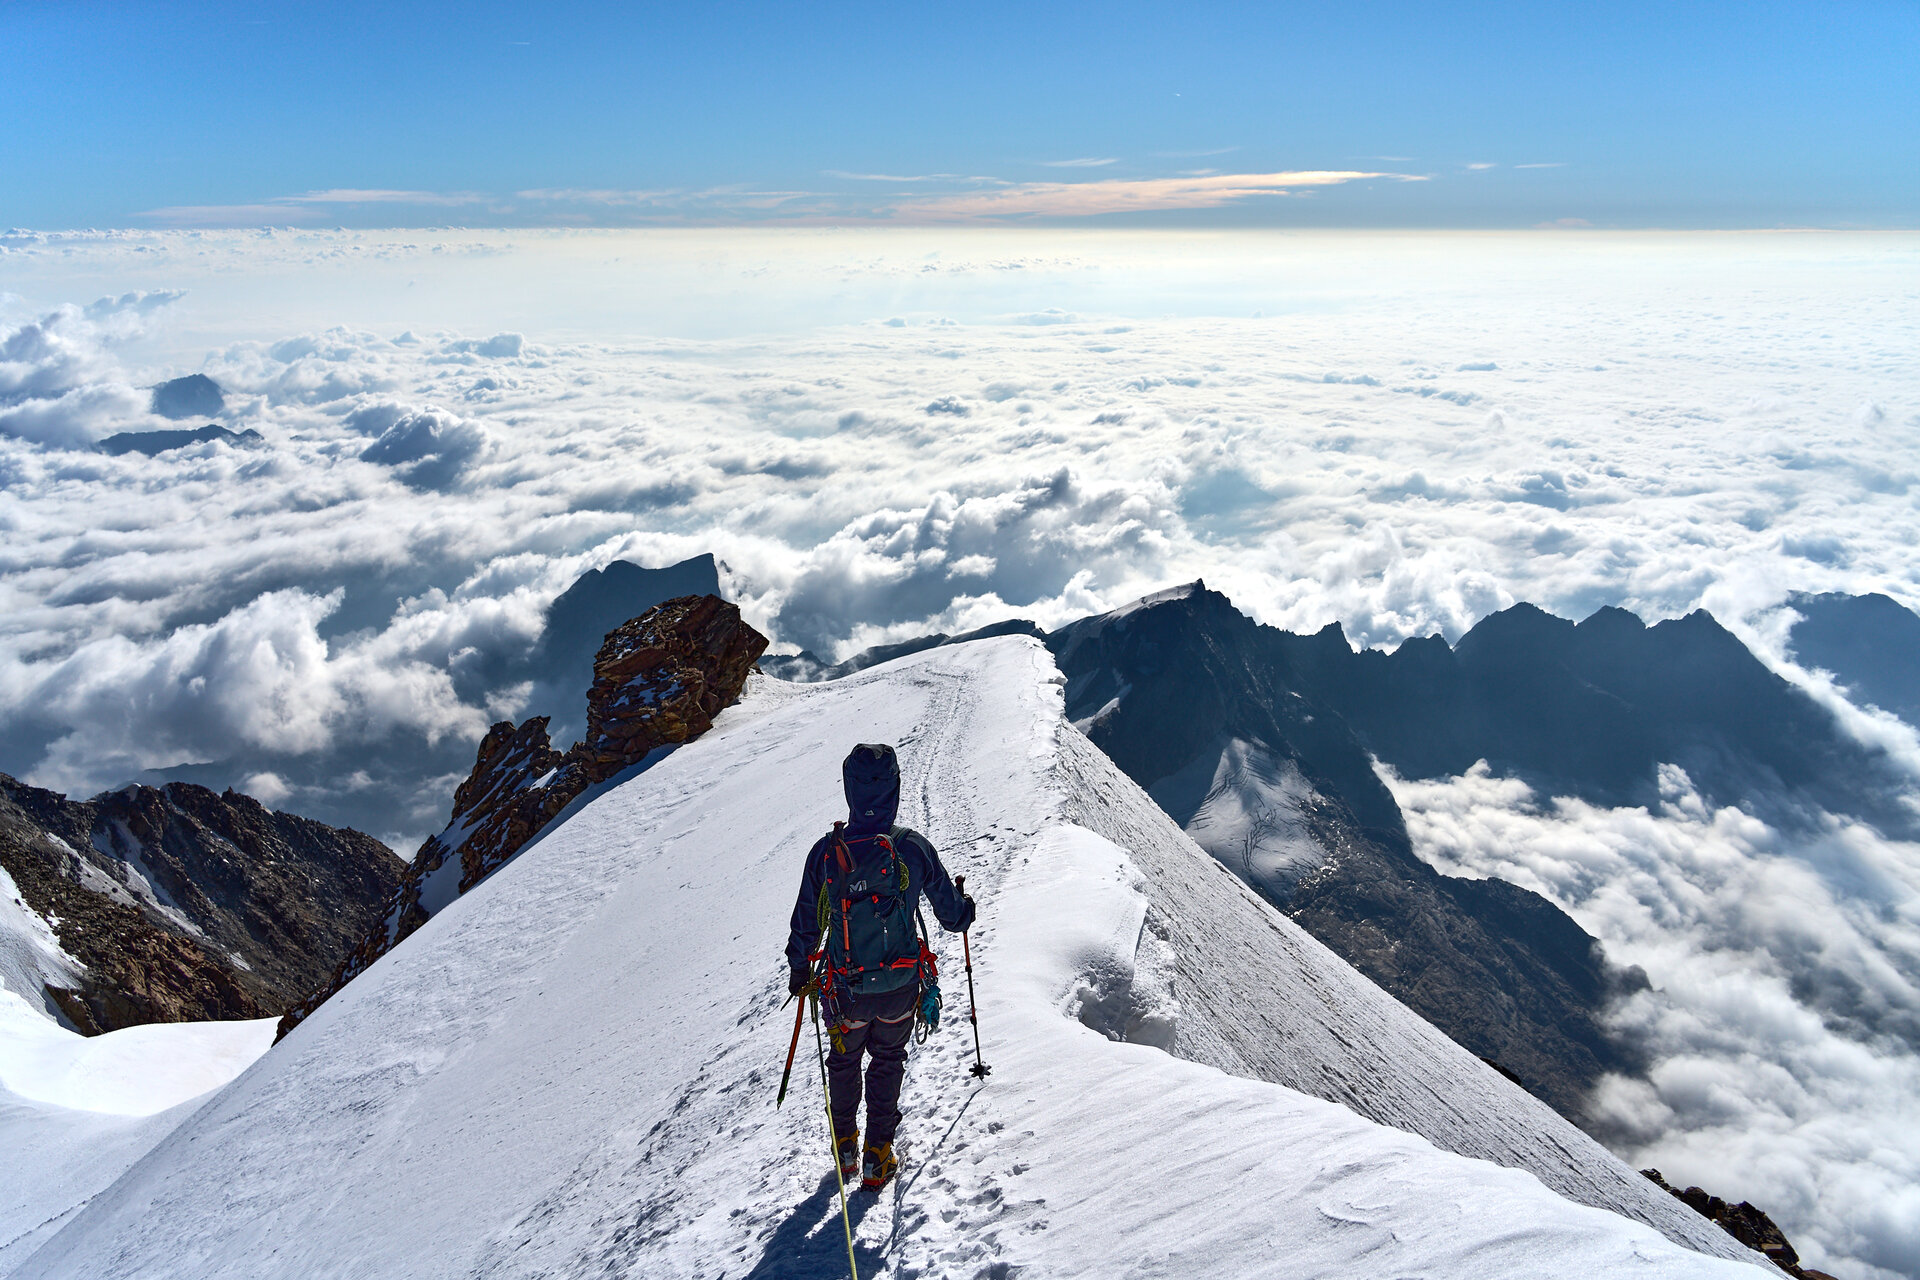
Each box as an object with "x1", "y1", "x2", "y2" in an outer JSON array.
[{"x1": 1389, "y1": 761, "x2": 1920, "y2": 1280}]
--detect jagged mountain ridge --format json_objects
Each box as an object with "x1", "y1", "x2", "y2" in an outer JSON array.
[
  {"x1": 0, "y1": 775, "x2": 404, "y2": 1032},
  {"x1": 1274, "y1": 600, "x2": 1913, "y2": 838}
]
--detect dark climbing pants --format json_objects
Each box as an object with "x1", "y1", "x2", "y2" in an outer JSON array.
[{"x1": 828, "y1": 988, "x2": 916, "y2": 1148}]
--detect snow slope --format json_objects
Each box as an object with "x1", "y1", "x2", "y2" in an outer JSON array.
[
  {"x1": 19, "y1": 638, "x2": 1768, "y2": 1279},
  {"x1": 0, "y1": 981, "x2": 275, "y2": 1270}
]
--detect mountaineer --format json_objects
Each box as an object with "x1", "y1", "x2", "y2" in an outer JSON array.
[{"x1": 786, "y1": 742, "x2": 976, "y2": 1190}]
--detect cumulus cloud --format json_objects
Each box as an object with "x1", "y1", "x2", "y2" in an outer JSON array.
[
  {"x1": 12, "y1": 588, "x2": 486, "y2": 795},
  {"x1": 1389, "y1": 761, "x2": 1920, "y2": 1280},
  {"x1": 0, "y1": 292, "x2": 184, "y2": 446}
]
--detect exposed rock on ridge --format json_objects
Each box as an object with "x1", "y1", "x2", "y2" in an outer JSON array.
[
  {"x1": 0, "y1": 773, "x2": 405, "y2": 1031},
  {"x1": 276, "y1": 593, "x2": 767, "y2": 1041},
  {"x1": 1641, "y1": 1169, "x2": 1832, "y2": 1279}
]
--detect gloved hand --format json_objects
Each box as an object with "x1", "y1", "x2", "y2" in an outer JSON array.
[
  {"x1": 954, "y1": 875, "x2": 978, "y2": 932},
  {"x1": 788, "y1": 966, "x2": 811, "y2": 998}
]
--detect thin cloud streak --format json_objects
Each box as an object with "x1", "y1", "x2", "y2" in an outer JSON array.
[
  {"x1": 138, "y1": 168, "x2": 1420, "y2": 228},
  {"x1": 890, "y1": 170, "x2": 1423, "y2": 220},
  {"x1": 285, "y1": 189, "x2": 490, "y2": 206},
  {"x1": 140, "y1": 189, "x2": 491, "y2": 226},
  {"x1": 823, "y1": 171, "x2": 1010, "y2": 186}
]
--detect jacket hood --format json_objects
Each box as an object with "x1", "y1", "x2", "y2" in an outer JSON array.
[{"x1": 842, "y1": 743, "x2": 900, "y2": 833}]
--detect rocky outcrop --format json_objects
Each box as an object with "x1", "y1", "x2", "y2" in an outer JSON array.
[
  {"x1": 0, "y1": 773, "x2": 405, "y2": 1031},
  {"x1": 276, "y1": 593, "x2": 767, "y2": 1041},
  {"x1": 1640, "y1": 1169, "x2": 1833, "y2": 1279}
]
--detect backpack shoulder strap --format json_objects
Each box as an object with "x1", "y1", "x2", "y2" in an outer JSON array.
[{"x1": 825, "y1": 820, "x2": 852, "y2": 874}]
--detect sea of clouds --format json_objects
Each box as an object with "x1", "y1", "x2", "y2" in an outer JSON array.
[
  {"x1": 2, "y1": 227, "x2": 1917, "y2": 1276},
  {"x1": 1391, "y1": 761, "x2": 1920, "y2": 1280}
]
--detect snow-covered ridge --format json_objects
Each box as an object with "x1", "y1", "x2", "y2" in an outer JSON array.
[{"x1": 17, "y1": 638, "x2": 1766, "y2": 1278}]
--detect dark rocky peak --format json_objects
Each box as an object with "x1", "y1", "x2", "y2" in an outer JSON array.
[
  {"x1": 1047, "y1": 580, "x2": 1242, "y2": 677},
  {"x1": 99, "y1": 424, "x2": 264, "y2": 456},
  {"x1": 1452, "y1": 600, "x2": 1580, "y2": 667},
  {"x1": 1574, "y1": 603, "x2": 1647, "y2": 642},
  {"x1": 278, "y1": 593, "x2": 767, "y2": 1041},
  {"x1": 1042, "y1": 582, "x2": 1388, "y2": 821},
  {"x1": 0, "y1": 772, "x2": 404, "y2": 1034},
  {"x1": 150, "y1": 373, "x2": 225, "y2": 420},
  {"x1": 1789, "y1": 590, "x2": 1920, "y2": 728}
]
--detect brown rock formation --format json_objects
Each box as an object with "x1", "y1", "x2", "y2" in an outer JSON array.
[
  {"x1": 277, "y1": 594, "x2": 766, "y2": 1040},
  {"x1": 0, "y1": 773, "x2": 405, "y2": 1032},
  {"x1": 1640, "y1": 1169, "x2": 1830, "y2": 1278}
]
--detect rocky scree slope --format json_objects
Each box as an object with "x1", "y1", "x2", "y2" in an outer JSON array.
[
  {"x1": 0, "y1": 776, "x2": 403, "y2": 1032},
  {"x1": 276, "y1": 592, "x2": 766, "y2": 1040}
]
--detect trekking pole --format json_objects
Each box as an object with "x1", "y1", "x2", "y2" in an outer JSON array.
[
  {"x1": 811, "y1": 992, "x2": 860, "y2": 1280},
  {"x1": 955, "y1": 876, "x2": 992, "y2": 1080},
  {"x1": 775, "y1": 982, "x2": 808, "y2": 1107}
]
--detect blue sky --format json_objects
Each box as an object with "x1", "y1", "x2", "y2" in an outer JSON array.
[{"x1": 4, "y1": 0, "x2": 1917, "y2": 228}]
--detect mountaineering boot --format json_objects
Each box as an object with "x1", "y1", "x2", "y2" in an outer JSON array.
[
  {"x1": 861, "y1": 1142, "x2": 897, "y2": 1191},
  {"x1": 835, "y1": 1132, "x2": 860, "y2": 1181}
]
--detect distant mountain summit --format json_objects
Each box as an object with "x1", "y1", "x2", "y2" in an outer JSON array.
[{"x1": 149, "y1": 373, "x2": 225, "y2": 420}]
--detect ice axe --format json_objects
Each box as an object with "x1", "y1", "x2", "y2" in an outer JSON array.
[
  {"x1": 955, "y1": 875, "x2": 992, "y2": 1081},
  {"x1": 775, "y1": 976, "x2": 814, "y2": 1107}
]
